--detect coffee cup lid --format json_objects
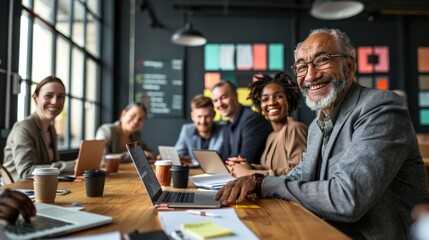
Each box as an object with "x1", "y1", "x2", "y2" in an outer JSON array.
[
  {"x1": 154, "y1": 160, "x2": 173, "y2": 166},
  {"x1": 105, "y1": 154, "x2": 123, "y2": 159},
  {"x1": 170, "y1": 165, "x2": 189, "y2": 171},
  {"x1": 32, "y1": 167, "x2": 60, "y2": 175},
  {"x1": 83, "y1": 169, "x2": 106, "y2": 177}
]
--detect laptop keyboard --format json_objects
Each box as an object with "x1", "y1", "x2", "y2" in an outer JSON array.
[
  {"x1": 4, "y1": 215, "x2": 73, "y2": 235},
  {"x1": 163, "y1": 191, "x2": 195, "y2": 203}
]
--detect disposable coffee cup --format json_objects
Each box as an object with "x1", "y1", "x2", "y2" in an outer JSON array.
[
  {"x1": 32, "y1": 168, "x2": 60, "y2": 203},
  {"x1": 105, "y1": 154, "x2": 122, "y2": 174},
  {"x1": 171, "y1": 165, "x2": 189, "y2": 188},
  {"x1": 83, "y1": 169, "x2": 106, "y2": 197},
  {"x1": 154, "y1": 160, "x2": 173, "y2": 186}
]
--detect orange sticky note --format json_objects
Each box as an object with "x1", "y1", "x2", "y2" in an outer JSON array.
[
  {"x1": 376, "y1": 77, "x2": 389, "y2": 90},
  {"x1": 204, "y1": 72, "x2": 221, "y2": 90},
  {"x1": 253, "y1": 44, "x2": 267, "y2": 70},
  {"x1": 418, "y1": 47, "x2": 429, "y2": 73}
]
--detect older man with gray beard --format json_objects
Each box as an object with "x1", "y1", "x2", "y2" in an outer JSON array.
[{"x1": 215, "y1": 28, "x2": 429, "y2": 240}]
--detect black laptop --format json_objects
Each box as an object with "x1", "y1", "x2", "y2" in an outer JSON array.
[{"x1": 126, "y1": 142, "x2": 221, "y2": 208}]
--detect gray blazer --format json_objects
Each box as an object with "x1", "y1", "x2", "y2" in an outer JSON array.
[
  {"x1": 3, "y1": 113, "x2": 74, "y2": 181},
  {"x1": 95, "y1": 121, "x2": 152, "y2": 162},
  {"x1": 175, "y1": 122, "x2": 224, "y2": 159},
  {"x1": 263, "y1": 83, "x2": 429, "y2": 239}
]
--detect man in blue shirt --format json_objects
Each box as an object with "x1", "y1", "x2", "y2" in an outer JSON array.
[
  {"x1": 175, "y1": 95, "x2": 224, "y2": 164},
  {"x1": 211, "y1": 81, "x2": 272, "y2": 164}
]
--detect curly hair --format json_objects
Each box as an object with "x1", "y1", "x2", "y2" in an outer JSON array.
[{"x1": 248, "y1": 72, "x2": 301, "y2": 115}]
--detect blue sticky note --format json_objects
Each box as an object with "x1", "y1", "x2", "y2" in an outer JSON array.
[
  {"x1": 269, "y1": 44, "x2": 284, "y2": 70},
  {"x1": 205, "y1": 44, "x2": 220, "y2": 70}
]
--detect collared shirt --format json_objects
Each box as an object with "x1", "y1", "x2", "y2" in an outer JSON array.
[
  {"x1": 315, "y1": 105, "x2": 341, "y2": 179},
  {"x1": 192, "y1": 128, "x2": 213, "y2": 150}
]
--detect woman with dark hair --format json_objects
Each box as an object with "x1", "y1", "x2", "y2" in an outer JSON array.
[
  {"x1": 227, "y1": 72, "x2": 307, "y2": 177},
  {"x1": 95, "y1": 102, "x2": 154, "y2": 162},
  {"x1": 3, "y1": 76, "x2": 75, "y2": 181}
]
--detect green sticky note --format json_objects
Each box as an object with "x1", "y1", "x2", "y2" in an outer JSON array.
[
  {"x1": 205, "y1": 44, "x2": 220, "y2": 70},
  {"x1": 420, "y1": 109, "x2": 429, "y2": 125},
  {"x1": 269, "y1": 43, "x2": 284, "y2": 70}
]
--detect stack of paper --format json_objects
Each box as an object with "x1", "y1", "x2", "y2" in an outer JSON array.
[{"x1": 158, "y1": 208, "x2": 258, "y2": 240}]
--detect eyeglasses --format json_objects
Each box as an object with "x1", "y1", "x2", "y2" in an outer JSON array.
[{"x1": 291, "y1": 53, "x2": 349, "y2": 77}]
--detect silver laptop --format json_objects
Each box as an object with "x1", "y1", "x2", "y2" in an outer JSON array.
[
  {"x1": 127, "y1": 142, "x2": 220, "y2": 208},
  {"x1": 158, "y1": 146, "x2": 199, "y2": 167},
  {"x1": 3, "y1": 203, "x2": 112, "y2": 240},
  {"x1": 192, "y1": 149, "x2": 229, "y2": 174},
  {"x1": 158, "y1": 146, "x2": 182, "y2": 165}
]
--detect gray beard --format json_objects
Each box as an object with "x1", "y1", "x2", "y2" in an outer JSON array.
[{"x1": 301, "y1": 77, "x2": 347, "y2": 111}]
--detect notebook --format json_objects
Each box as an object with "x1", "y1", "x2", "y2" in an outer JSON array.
[
  {"x1": 192, "y1": 150, "x2": 229, "y2": 174},
  {"x1": 126, "y1": 141, "x2": 221, "y2": 208},
  {"x1": 3, "y1": 202, "x2": 112, "y2": 240},
  {"x1": 190, "y1": 150, "x2": 234, "y2": 190}
]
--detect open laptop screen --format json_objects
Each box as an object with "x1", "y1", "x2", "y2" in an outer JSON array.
[{"x1": 126, "y1": 142, "x2": 162, "y2": 203}]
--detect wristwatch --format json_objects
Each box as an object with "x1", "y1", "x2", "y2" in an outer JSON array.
[{"x1": 252, "y1": 173, "x2": 266, "y2": 196}]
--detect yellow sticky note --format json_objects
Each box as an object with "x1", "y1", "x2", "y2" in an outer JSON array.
[{"x1": 181, "y1": 221, "x2": 233, "y2": 239}]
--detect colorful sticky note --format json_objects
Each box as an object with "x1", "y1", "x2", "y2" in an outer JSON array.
[
  {"x1": 205, "y1": 44, "x2": 219, "y2": 70},
  {"x1": 253, "y1": 44, "x2": 267, "y2": 70},
  {"x1": 419, "y1": 92, "x2": 429, "y2": 107},
  {"x1": 269, "y1": 44, "x2": 284, "y2": 70},
  {"x1": 420, "y1": 109, "x2": 429, "y2": 125},
  {"x1": 222, "y1": 75, "x2": 238, "y2": 87},
  {"x1": 374, "y1": 46, "x2": 389, "y2": 72},
  {"x1": 419, "y1": 75, "x2": 429, "y2": 90},
  {"x1": 376, "y1": 76, "x2": 389, "y2": 90},
  {"x1": 418, "y1": 47, "x2": 429, "y2": 73},
  {"x1": 204, "y1": 72, "x2": 221, "y2": 90},
  {"x1": 236, "y1": 44, "x2": 253, "y2": 70},
  {"x1": 219, "y1": 44, "x2": 235, "y2": 70},
  {"x1": 237, "y1": 88, "x2": 252, "y2": 106},
  {"x1": 358, "y1": 47, "x2": 374, "y2": 73}
]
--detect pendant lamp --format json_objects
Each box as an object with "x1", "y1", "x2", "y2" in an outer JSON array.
[
  {"x1": 311, "y1": 0, "x2": 364, "y2": 20},
  {"x1": 171, "y1": 22, "x2": 207, "y2": 47}
]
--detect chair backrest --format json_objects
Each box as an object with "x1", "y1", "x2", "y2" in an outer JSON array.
[{"x1": 0, "y1": 165, "x2": 14, "y2": 185}]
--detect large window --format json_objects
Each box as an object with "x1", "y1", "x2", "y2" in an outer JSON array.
[{"x1": 18, "y1": 0, "x2": 102, "y2": 149}]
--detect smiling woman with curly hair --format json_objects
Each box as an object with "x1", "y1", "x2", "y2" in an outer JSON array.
[{"x1": 226, "y1": 71, "x2": 308, "y2": 177}]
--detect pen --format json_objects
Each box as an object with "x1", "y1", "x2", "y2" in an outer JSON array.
[
  {"x1": 185, "y1": 210, "x2": 220, "y2": 217},
  {"x1": 171, "y1": 230, "x2": 185, "y2": 240}
]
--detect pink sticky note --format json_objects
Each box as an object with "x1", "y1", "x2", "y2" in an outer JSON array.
[
  {"x1": 374, "y1": 46, "x2": 389, "y2": 72},
  {"x1": 358, "y1": 47, "x2": 374, "y2": 73}
]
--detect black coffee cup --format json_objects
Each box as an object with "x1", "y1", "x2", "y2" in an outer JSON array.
[
  {"x1": 83, "y1": 169, "x2": 106, "y2": 197},
  {"x1": 170, "y1": 165, "x2": 189, "y2": 188}
]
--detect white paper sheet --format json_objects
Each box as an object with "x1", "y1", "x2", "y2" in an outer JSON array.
[{"x1": 158, "y1": 208, "x2": 259, "y2": 240}]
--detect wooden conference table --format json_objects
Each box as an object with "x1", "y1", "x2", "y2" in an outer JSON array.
[{"x1": 1, "y1": 163, "x2": 350, "y2": 239}]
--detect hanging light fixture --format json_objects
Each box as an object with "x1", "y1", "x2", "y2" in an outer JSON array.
[
  {"x1": 311, "y1": 0, "x2": 364, "y2": 20},
  {"x1": 171, "y1": 22, "x2": 207, "y2": 47}
]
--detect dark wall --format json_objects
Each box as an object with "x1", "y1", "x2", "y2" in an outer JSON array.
[{"x1": 116, "y1": 1, "x2": 429, "y2": 153}]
